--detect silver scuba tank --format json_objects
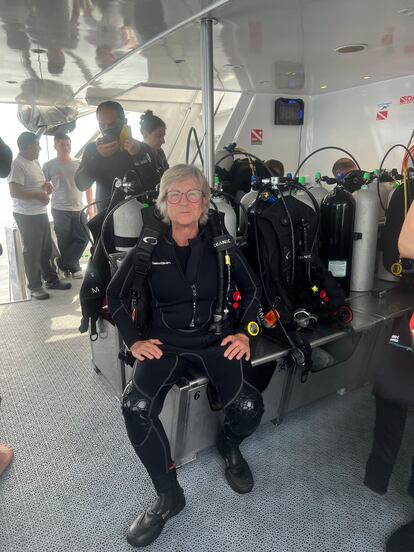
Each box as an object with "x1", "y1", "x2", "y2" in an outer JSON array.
[
  {"x1": 308, "y1": 172, "x2": 328, "y2": 205},
  {"x1": 214, "y1": 147, "x2": 234, "y2": 173},
  {"x1": 239, "y1": 175, "x2": 260, "y2": 235},
  {"x1": 113, "y1": 177, "x2": 145, "y2": 252},
  {"x1": 350, "y1": 184, "x2": 379, "y2": 291},
  {"x1": 212, "y1": 175, "x2": 237, "y2": 238},
  {"x1": 294, "y1": 176, "x2": 316, "y2": 210},
  {"x1": 366, "y1": 170, "x2": 392, "y2": 221},
  {"x1": 376, "y1": 183, "x2": 400, "y2": 282}
]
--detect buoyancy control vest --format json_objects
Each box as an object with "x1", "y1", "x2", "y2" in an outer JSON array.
[
  {"x1": 247, "y1": 193, "x2": 351, "y2": 329},
  {"x1": 79, "y1": 203, "x2": 240, "y2": 341}
]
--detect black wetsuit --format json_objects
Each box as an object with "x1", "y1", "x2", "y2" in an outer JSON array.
[
  {"x1": 75, "y1": 142, "x2": 168, "y2": 211},
  {"x1": 107, "y1": 226, "x2": 264, "y2": 488}
]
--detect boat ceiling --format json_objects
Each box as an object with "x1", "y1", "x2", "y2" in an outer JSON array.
[{"x1": 0, "y1": 0, "x2": 413, "y2": 108}]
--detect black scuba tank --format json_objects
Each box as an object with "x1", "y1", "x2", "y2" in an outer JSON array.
[{"x1": 319, "y1": 185, "x2": 355, "y2": 296}]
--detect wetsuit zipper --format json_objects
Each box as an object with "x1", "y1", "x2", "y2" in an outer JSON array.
[
  {"x1": 190, "y1": 284, "x2": 197, "y2": 327},
  {"x1": 171, "y1": 242, "x2": 201, "y2": 329}
]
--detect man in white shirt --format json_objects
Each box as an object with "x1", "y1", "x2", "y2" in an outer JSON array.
[
  {"x1": 43, "y1": 133, "x2": 88, "y2": 279},
  {"x1": 8, "y1": 132, "x2": 71, "y2": 300}
]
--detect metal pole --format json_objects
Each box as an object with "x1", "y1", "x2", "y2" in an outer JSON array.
[{"x1": 200, "y1": 18, "x2": 215, "y2": 185}]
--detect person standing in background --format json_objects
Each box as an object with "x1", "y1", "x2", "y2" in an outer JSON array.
[
  {"x1": 43, "y1": 133, "x2": 88, "y2": 279},
  {"x1": 139, "y1": 109, "x2": 169, "y2": 177},
  {"x1": 75, "y1": 102, "x2": 167, "y2": 214},
  {"x1": 0, "y1": 135, "x2": 12, "y2": 176},
  {"x1": 364, "y1": 201, "x2": 414, "y2": 552},
  {"x1": 0, "y1": 135, "x2": 14, "y2": 475},
  {"x1": 8, "y1": 132, "x2": 71, "y2": 300}
]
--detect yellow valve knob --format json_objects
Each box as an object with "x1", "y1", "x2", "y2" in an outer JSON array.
[
  {"x1": 246, "y1": 321, "x2": 260, "y2": 337},
  {"x1": 391, "y1": 262, "x2": 403, "y2": 276}
]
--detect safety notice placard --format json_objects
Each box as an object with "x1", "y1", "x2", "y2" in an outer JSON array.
[{"x1": 251, "y1": 129, "x2": 263, "y2": 145}]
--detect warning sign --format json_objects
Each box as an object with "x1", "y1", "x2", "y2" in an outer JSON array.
[
  {"x1": 376, "y1": 111, "x2": 388, "y2": 121},
  {"x1": 250, "y1": 129, "x2": 263, "y2": 145},
  {"x1": 400, "y1": 96, "x2": 414, "y2": 104}
]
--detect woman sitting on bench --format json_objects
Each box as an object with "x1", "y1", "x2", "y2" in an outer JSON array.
[{"x1": 107, "y1": 164, "x2": 263, "y2": 548}]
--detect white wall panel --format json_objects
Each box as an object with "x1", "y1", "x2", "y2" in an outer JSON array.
[
  {"x1": 219, "y1": 93, "x2": 310, "y2": 175},
  {"x1": 304, "y1": 76, "x2": 414, "y2": 182}
]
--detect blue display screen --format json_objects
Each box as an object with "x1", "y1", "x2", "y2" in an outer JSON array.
[{"x1": 275, "y1": 98, "x2": 304, "y2": 125}]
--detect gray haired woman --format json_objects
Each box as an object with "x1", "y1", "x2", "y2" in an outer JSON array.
[{"x1": 107, "y1": 163, "x2": 263, "y2": 548}]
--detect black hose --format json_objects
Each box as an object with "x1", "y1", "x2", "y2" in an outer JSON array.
[
  {"x1": 379, "y1": 143, "x2": 414, "y2": 212},
  {"x1": 79, "y1": 197, "x2": 112, "y2": 245},
  {"x1": 185, "y1": 127, "x2": 204, "y2": 166},
  {"x1": 293, "y1": 146, "x2": 361, "y2": 179}
]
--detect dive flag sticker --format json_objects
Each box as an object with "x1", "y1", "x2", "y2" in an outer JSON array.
[
  {"x1": 251, "y1": 129, "x2": 263, "y2": 145},
  {"x1": 400, "y1": 96, "x2": 414, "y2": 104},
  {"x1": 376, "y1": 111, "x2": 388, "y2": 120},
  {"x1": 377, "y1": 102, "x2": 391, "y2": 120}
]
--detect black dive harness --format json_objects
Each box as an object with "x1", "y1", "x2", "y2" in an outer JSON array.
[{"x1": 129, "y1": 206, "x2": 238, "y2": 339}]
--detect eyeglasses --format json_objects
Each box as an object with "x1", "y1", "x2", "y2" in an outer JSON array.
[{"x1": 165, "y1": 189, "x2": 204, "y2": 204}]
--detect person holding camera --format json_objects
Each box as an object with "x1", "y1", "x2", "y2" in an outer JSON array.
[{"x1": 75, "y1": 101, "x2": 168, "y2": 213}]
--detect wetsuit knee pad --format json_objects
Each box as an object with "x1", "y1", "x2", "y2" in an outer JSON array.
[
  {"x1": 121, "y1": 381, "x2": 151, "y2": 428},
  {"x1": 224, "y1": 385, "x2": 264, "y2": 436}
]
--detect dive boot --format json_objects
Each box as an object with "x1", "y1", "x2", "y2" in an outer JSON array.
[
  {"x1": 127, "y1": 480, "x2": 185, "y2": 547},
  {"x1": 386, "y1": 520, "x2": 414, "y2": 552},
  {"x1": 216, "y1": 432, "x2": 253, "y2": 494}
]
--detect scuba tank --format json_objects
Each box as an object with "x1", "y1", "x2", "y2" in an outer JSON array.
[
  {"x1": 350, "y1": 176, "x2": 379, "y2": 291},
  {"x1": 211, "y1": 175, "x2": 237, "y2": 238},
  {"x1": 308, "y1": 172, "x2": 328, "y2": 205},
  {"x1": 239, "y1": 175, "x2": 260, "y2": 235},
  {"x1": 113, "y1": 174, "x2": 146, "y2": 252},
  {"x1": 377, "y1": 180, "x2": 400, "y2": 282},
  {"x1": 294, "y1": 176, "x2": 315, "y2": 210},
  {"x1": 367, "y1": 169, "x2": 391, "y2": 221},
  {"x1": 319, "y1": 175, "x2": 356, "y2": 295}
]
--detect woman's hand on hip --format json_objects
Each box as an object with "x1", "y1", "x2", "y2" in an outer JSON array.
[
  {"x1": 221, "y1": 333, "x2": 250, "y2": 361},
  {"x1": 130, "y1": 339, "x2": 163, "y2": 361}
]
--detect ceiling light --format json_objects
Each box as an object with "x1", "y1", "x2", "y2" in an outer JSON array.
[
  {"x1": 31, "y1": 48, "x2": 47, "y2": 54},
  {"x1": 284, "y1": 71, "x2": 297, "y2": 76},
  {"x1": 223, "y1": 64, "x2": 242, "y2": 69},
  {"x1": 398, "y1": 8, "x2": 414, "y2": 15},
  {"x1": 320, "y1": 85, "x2": 328, "y2": 89},
  {"x1": 362, "y1": 75, "x2": 372, "y2": 79},
  {"x1": 259, "y1": 80, "x2": 270, "y2": 84},
  {"x1": 174, "y1": 59, "x2": 185, "y2": 64},
  {"x1": 6, "y1": 80, "x2": 17, "y2": 84},
  {"x1": 335, "y1": 43, "x2": 368, "y2": 54}
]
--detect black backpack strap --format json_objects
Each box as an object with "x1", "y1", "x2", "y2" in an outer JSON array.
[
  {"x1": 206, "y1": 209, "x2": 236, "y2": 335},
  {"x1": 131, "y1": 206, "x2": 167, "y2": 293}
]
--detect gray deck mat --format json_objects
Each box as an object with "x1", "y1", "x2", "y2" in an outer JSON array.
[{"x1": 0, "y1": 283, "x2": 413, "y2": 552}]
